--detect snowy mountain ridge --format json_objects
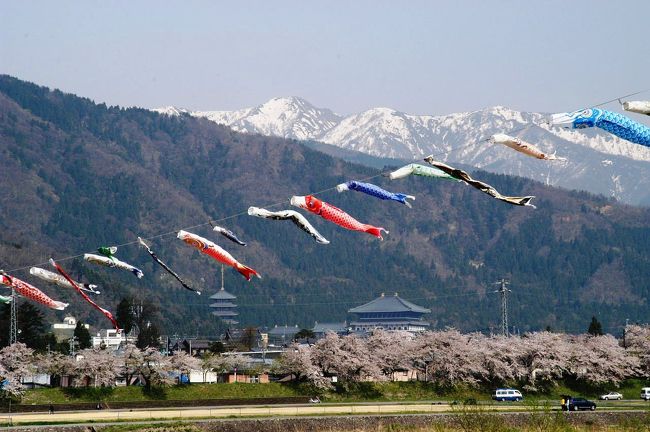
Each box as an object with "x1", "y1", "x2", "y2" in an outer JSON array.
[{"x1": 153, "y1": 97, "x2": 650, "y2": 205}]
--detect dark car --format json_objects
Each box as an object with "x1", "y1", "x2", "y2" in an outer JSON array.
[{"x1": 567, "y1": 397, "x2": 596, "y2": 411}]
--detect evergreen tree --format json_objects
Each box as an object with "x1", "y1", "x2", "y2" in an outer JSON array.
[
  {"x1": 74, "y1": 321, "x2": 92, "y2": 349},
  {"x1": 116, "y1": 297, "x2": 134, "y2": 334},
  {"x1": 588, "y1": 316, "x2": 604, "y2": 336},
  {"x1": 239, "y1": 327, "x2": 258, "y2": 351},
  {"x1": 16, "y1": 302, "x2": 47, "y2": 351},
  {"x1": 294, "y1": 329, "x2": 315, "y2": 340},
  {"x1": 209, "y1": 341, "x2": 225, "y2": 354},
  {"x1": 0, "y1": 303, "x2": 10, "y2": 347},
  {"x1": 136, "y1": 323, "x2": 161, "y2": 349}
]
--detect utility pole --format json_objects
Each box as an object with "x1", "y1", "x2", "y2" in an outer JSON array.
[
  {"x1": 9, "y1": 287, "x2": 17, "y2": 345},
  {"x1": 69, "y1": 335, "x2": 78, "y2": 357},
  {"x1": 494, "y1": 279, "x2": 511, "y2": 337}
]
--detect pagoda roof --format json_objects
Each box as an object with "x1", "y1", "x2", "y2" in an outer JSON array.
[
  {"x1": 209, "y1": 302, "x2": 237, "y2": 308},
  {"x1": 209, "y1": 288, "x2": 237, "y2": 300},
  {"x1": 211, "y1": 311, "x2": 238, "y2": 317},
  {"x1": 348, "y1": 293, "x2": 430, "y2": 314}
]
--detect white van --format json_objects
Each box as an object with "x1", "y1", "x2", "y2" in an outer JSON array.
[
  {"x1": 641, "y1": 387, "x2": 650, "y2": 401},
  {"x1": 492, "y1": 388, "x2": 523, "y2": 402}
]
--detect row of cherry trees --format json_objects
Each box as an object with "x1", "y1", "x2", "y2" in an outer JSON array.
[
  {"x1": 0, "y1": 344, "x2": 252, "y2": 397},
  {"x1": 1, "y1": 326, "x2": 648, "y2": 397},
  {"x1": 275, "y1": 326, "x2": 650, "y2": 390}
]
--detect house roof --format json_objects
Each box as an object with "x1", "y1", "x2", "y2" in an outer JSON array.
[
  {"x1": 348, "y1": 293, "x2": 430, "y2": 314},
  {"x1": 350, "y1": 321, "x2": 430, "y2": 327},
  {"x1": 209, "y1": 288, "x2": 237, "y2": 300},
  {"x1": 313, "y1": 322, "x2": 348, "y2": 333},
  {"x1": 179, "y1": 339, "x2": 212, "y2": 349},
  {"x1": 267, "y1": 325, "x2": 300, "y2": 336}
]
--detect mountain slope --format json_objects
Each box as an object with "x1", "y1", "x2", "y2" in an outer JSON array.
[
  {"x1": 2, "y1": 76, "x2": 650, "y2": 337},
  {"x1": 171, "y1": 99, "x2": 650, "y2": 206}
]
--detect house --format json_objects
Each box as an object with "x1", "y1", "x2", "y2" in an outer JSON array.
[
  {"x1": 51, "y1": 316, "x2": 89, "y2": 343},
  {"x1": 312, "y1": 322, "x2": 348, "y2": 338},
  {"x1": 267, "y1": 325, "x2": 300, "y2": 345},
  {"x1": 92, "y1": 328, "x2": 136, "y2": 351},
  {"x1": 173, "y1": 339, "x2": 213, "y2": 356}
]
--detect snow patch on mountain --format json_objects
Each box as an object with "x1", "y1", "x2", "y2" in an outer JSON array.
[{"x1": 152, "y1": 106, "x2": 190, "y2": 116}]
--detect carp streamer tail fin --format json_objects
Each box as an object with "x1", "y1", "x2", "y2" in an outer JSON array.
[
  {"x1": 365, "y1": 226, "x2": 389, "y2": 240},
  {"x1": 235, "y1": 263, "x2": 261, "y2": 281}
]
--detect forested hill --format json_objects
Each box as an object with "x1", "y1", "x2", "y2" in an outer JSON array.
[{"x1": 1, "y1": 75, "x2": 649, "y2": 336}]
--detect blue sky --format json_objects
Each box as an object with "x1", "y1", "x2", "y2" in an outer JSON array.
[{"x1": 2, "y1": 1, "x2": 649, "y2": 115}]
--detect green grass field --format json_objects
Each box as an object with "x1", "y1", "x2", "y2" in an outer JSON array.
[
  {"x1": 20, "y1": 382, "x2": 305, "y2": 405},
  {"x1": 19, "y1": 379, "x2": 650, "y2": 406}
]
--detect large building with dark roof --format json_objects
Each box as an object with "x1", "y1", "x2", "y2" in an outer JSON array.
[
  {"x1": 209, "y1": 287, "x2": 238, "y2": 325},
  {"x1": 348, "y1": 293, "x2": 430, "y2": 333}
]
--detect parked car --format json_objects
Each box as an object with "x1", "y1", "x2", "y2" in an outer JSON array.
[
  {"x1": 641, "y1": 387, "x2": 650, "y2": 401},
  {"x1": 599, "y1": 391, "x2": 622, "y2": 400},
  {"x1": 567, "y1": 397, "x2": 596, "y2": 411},
  {"x1": 492, "y1": 388, "x2": 523, "y2": 402}
]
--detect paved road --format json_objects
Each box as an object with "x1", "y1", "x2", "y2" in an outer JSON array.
[
  {"x1": 0, "y1": 403, "x2": 515, "y2": 425},
  {"x1": 0, "y1": 400, "x2": 646, "y2": 426}
]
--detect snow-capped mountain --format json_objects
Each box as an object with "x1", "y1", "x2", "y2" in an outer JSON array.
[
  {"x1": 192, "y1": 97, "x2": 341, "y2": 141},
  {"x1": 154, "y1": 98, "x2": 650, "y2": 205}
]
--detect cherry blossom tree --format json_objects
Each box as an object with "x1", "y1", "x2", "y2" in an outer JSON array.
[
  {"x1": 567, "y1": 334, "x2": 639, "y2": 385},
  {"x1": 119, "y1": 344, "x2": 144, "y2": 386},
  {"x1": 35, "y1": 351, "x2": 75, "y2": 387},
  {"x1": 75, "y1": 348, "x2": 119, "y2": 387},
  {"x1": 139, "y1": 347, "x2": 174, "y2": 388},
  {"x1": 410, "y1": 329, "x2": 487, "y2": 387},
  {"x1": 310, "y1": 333, "x2": 383, "y2": 386},
  {"x1": 366, "y1": 330, "x2": 414, "y2": 380},
  {"x1": 518, "y1": 332, "x2": 571, "y2": 389},
  {"x1": 477, "y1": 334, "x2": 527, "y2": 385},
  {"x1": 0, "y1": 343, "x2": 35, "y2": 396},
  {"x1": 624, "y1": 324, "x2": 650, "y2": 377},
  {"x1": 274, "y1": 343, "x2": 330, "y2": 389},
  {"x1": 170, "y1": 351, "x2": 201, "y2": 383}
]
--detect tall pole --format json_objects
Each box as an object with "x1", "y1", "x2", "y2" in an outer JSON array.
[
  {"x1": 494, "y1": 279, "x2": 511, "y2": 337},
  {"x1": 69, "y1": 335, "x2": 78, "y2": 357},
  {"x1": 9, "y1": 287, "x2": 17, "y2": 345}
]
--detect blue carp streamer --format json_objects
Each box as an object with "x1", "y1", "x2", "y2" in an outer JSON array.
[
  {"x1": 336, "y1": 181, "x2": 415, "y2": 208},
  {"x1": 551, "y1": 108, "x2": 650, "y2": 147}
]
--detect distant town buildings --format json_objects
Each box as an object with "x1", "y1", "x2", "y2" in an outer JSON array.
[
  {"x1": 91, "y1": 328, "x2": 136, "y2": 351},
  {"x1": 51, "y1": 316, "x2": 89, "y2": 343},
  {"x1": 348, "y1": 292, "x2": 430, "y2": 333}
]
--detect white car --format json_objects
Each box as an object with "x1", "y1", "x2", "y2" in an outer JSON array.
[
  {"x1": 642, "y1": 387, "x2": 650, "y2": 401},
  {"x1": 599, "y1": 392, "x2": 623, "y2": 400}
]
